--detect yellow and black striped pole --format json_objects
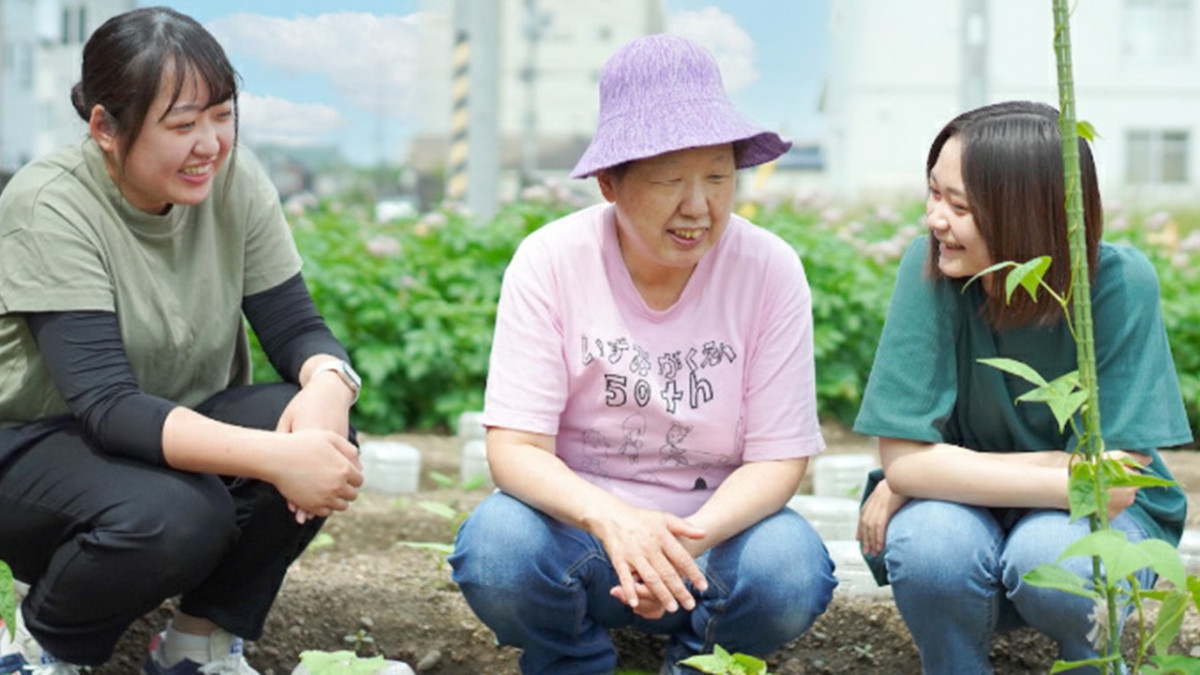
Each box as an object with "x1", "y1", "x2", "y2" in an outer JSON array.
[{"x1": 446, "y1": 24, "x2": 470, "y2": 202}]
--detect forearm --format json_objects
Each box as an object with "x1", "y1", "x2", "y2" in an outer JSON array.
[
  {"x1": 161, "y1": 406, "x2": 284, "y2": 481},
  {"x1": 687, "y1": 457, "x2": 807, "y2": 553},
  {"x1": 488, "y1": 434, "x2": 633, "y2": 532},
  {"x1": 881, "y1": 438, "x2": 1069, "y2": 509}
]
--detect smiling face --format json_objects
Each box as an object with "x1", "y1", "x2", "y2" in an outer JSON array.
[
  {"x1": 597, "y1": 144, "x2": 736, "y2": 304},
  {"x1": 926, "y1": 135, "x2": 992, "y2": 281},
  {"x1": 96, "y1": 65, "x2": 235, "y2": 214}
]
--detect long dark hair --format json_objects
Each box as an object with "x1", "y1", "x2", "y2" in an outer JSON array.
[
  {"x1": 72, "y1": 6, "x2": 239, "y2": 169},
  {"x1": 925, "y1": 100, "x2": 1103, "y2": 327}
]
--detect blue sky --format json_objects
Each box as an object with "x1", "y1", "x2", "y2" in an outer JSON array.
[{"x1": 155, "y1": 1, "x2": 831, "y2": 166}]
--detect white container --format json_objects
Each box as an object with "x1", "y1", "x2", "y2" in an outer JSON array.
[
  {"x1": 460, "y1": 439, "x2": 492, "y2": 486},
  {"x1": 456, "y1": 410, "x2": 486, "y2": 441},
  {"x1": 825, "y1": 540, "x2": 893, "y2": 599},
  {"x1": 361, "y1": 441, "x2": 421, "y2": 494},
  {"x1": 813, "y1": 454, "x2": 877, "y2": 499},
  {"x1": 787, "y1": 495, "x2": 860, "y2": 542}
]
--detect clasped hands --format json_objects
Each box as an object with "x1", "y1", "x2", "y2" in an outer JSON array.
[{"x1": 594, "y1": 506, "x2": 711, "y2": 620}]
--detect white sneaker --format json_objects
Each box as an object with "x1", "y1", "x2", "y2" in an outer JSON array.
[
  {"x1": 0, "y1": 606, "x2": 83, "y2": 675},
  {"x1": 142, "y1": 628, "x2": 258, "y2": 675}
]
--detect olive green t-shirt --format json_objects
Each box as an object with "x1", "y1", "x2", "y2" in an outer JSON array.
[
  {"x1": 0, "y1": 137, "x2": 301, "y2": 427},
  {"x1": 855, "y1": 236, "x2": 1191, "y2": 545}
]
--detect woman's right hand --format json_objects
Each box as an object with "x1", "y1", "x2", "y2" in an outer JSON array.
[
  {"x1": 592, "y1": 505, "x2": 708, "y2": 616},
  {"x1": 1102, "y1": 450, "x2": 1151, "y2": 520},
  {"x1": 268, "y1": 428, "x2": 363, "y2": 518},
  {"x1": 857, "y1": 477, "x2": 909, "y2": 556}
]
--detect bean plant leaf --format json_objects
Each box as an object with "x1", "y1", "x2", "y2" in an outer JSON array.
[
  {"x1": 978, "y1": 357, "x2": 1049, "y2": 387},
  {"x1": 1076, "y1": 120, "x2": 1101, "y2": 141},
  {"x1": 1149, "y1": 590, "x2": 1189, "y2": 656},
  {"x1": 0, "y1": 562, "x2": 13, "y2": 641},
  {"x1": 399, "y1": 541, "x2": 454, "y2": 555},
  {"x1": 966, "y1": 260, "x2": 1018, "y2": 292},
  {"x1": 1068, "y1": 461, "x2": 1099, "y2": 521},
  {"x1": 298, "y1": 650, "x2": 390, "y2": 675},
  {"x1": 1189, "y1": 575, "x2": 1200, "y2": 613},
  {"x1": 1023, "y1": 563, "x2": 1097, "y2": 599},
  {"x1": 1049, "y1": 654, "x2": 1122, "y2": 673},
  {"x1": 1004, "y1": 256, "x2": 1053, "y2": 303},
  {"x1": 1144, "y1": 653, "x2": 1200, "y2": 674},
  {"x1": 417, "y1": 501, "x2": 458, "y2": 520},
  {"x1": 1015, "y1": 370, "x2": 1085, "y2": 432},
  {"x1": 1058, "y1": 529, "x2": 1186, "y2": 589}
]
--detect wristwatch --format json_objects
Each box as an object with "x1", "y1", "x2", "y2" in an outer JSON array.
[{"x1": 311, "y1": 359, "x2": 362, "y2": 403}]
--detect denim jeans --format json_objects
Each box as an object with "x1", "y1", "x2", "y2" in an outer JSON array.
[
  {"x1": 884, "y1": 500, "x2": 1155, "y2": 675},
  {"x1": 449, "y1": 492, "x2": 837, "y2": 674}
]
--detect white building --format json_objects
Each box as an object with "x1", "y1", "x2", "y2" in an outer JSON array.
[
  {"x1": 825, "y1": 0, "x2": 1200, "y2": 206},
  {"x1": 0, "y1": 0, "x2": 135, "y2": 172},
  {"x1": 411, "y1": 0, "x2": 666, "y2": 194}
]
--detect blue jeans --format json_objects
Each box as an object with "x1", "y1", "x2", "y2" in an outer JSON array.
[
  {"x1": 884, "y1": 500, "x2": 1155, "y2": 675},
  {"x1": 449, "y1": 492, "x2": 837, "y2": 674}
]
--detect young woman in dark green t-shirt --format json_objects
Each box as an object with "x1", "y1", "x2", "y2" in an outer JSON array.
[{"x1": 854, "y1": 101, "x2": 1190, "y2": 674}]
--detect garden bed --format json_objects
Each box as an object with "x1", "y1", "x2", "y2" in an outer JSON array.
[{"x1": 92, "y1": 427, "x2": 1200, "y2": 674}]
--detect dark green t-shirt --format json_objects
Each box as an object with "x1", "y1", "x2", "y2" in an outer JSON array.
[{"x1": 855, "y1": 236, "x2": 1191, "y2": 545}]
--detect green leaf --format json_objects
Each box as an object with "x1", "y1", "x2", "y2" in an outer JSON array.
[
  {"x1": 1004, "y1": 256, "x2": 1053, "y2": 303},
  {"x1": 0, "y1": 562, "x2": 13, "y2": 641},
  {"x1": 1049, "y1": 654, "x2": 1121, "y2": 673},
  {"x1": 1067, "y1": 461, "x2": 1099, "y2": 521},
  {"x1": 298, "y1": 650, "x2": 390, "y2": 675},
  {"x1": 1022, "y1": 563, "x2": 1097, "y2": 599},
  {"x1": 417, "y1": 501, "x2": 458, "y2": 520},
  {"x1": 428, "y1": 470, "x2": 457, "y2": 488},
  {"x1": 399, "y1": 541, "x2": 454, "y2": 555},
  {"x1": 978, "y1": 357, "x2": 1049, "y2": 387},
  {"x1": 1188, "y1": 575, "x2": 1200, "y2": 613},
  {"x1": 1145, "y1": 653, "x2": 1200, "y2": 674},
  {"x1": 965, "y1": 260, "x2": 1017, "y2": 291},
  {"x1": 307, "y1": 532, "x2": 336, "y2": 552},
  {"x1": 1076, "y1": 120, "x2": 1101, "y2": 141},
  {"x1": 1150, "y1": 591, "x2": 1189, "y2": 656},
  {"x1": 1015, "y1": 370, "x2": 1084, "y2": 432},
  {"x1": 1057, "y1": 529, "x2": 1184, "y2": 585}
]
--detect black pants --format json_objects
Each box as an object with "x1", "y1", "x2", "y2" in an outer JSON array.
[{"x1": 0, "y1": 383, "x2": 328, "y2": 665}]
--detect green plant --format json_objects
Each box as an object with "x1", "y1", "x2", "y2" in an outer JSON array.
[
  {"x1": 1, "y1": 561, "x2": 13, "y2": 640},
  {"x1": 975, "y1": 3, "x2": 1200, "y2": 673},
  {"x1": 678, "y1": 645, "x2": 770, "y2": 674},
  {"x1": 297, "y1": 650, "x2": 392, "y2": 675}
]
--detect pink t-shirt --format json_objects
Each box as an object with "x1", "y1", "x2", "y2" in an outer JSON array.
[{"x1": 483, "y1": 203, "x2": 825, "y2": 516}]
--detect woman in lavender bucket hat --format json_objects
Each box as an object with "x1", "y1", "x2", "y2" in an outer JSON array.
[{"x1": 450, "y1": 34, "x2": 836, "y2": 674}]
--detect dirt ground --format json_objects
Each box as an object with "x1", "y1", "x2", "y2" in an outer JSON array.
[{"x1": 93, "y1": 425, "x2": 1200, "y2": 675}]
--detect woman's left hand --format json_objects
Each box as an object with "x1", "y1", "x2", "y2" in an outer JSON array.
[
  {"x1": 278, "y1": 373, "x2": 358, "y2": 523},
  {"x1": 857, "y1": 477, "x2": 910, "y2": 556}
]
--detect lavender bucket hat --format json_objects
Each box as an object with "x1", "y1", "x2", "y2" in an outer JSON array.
[{"x1": 570, "y1": 33, "x2": 791, "y2": 179}]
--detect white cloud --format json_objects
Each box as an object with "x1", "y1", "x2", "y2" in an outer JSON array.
[
  {"x1": 236, "y1": 93, "x2": 346, "y2": 147},
  {"x1": 206, "y1": 11, "x2": 421, "y2": 118},
  {"x1": 667, "y1": 7, "x2": 759, "y2": 92}
]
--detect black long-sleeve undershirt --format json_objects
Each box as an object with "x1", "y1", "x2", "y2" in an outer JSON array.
[{"x1": 25, "y1": 272, "x2": 348, "y2": 465}]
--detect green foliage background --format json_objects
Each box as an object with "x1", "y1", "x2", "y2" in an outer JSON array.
[{"x1": 250, "y1": 198, "x2": 1200, "y2": 443}]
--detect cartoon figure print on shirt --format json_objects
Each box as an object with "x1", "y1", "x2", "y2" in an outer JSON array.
[{"x1": 579, "y1": 333, "x2": 738, "y2": 492}]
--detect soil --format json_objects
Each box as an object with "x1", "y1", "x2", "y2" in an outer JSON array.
[{"x1": 93, "y1": 425, "x2": 1200, "y2": 675}]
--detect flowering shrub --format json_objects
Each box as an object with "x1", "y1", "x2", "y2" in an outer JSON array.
[{"x1": 253, "y1": 196, "x2": 1200, "y2": 440}]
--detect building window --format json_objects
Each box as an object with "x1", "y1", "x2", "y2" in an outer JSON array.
[
  {"x1": 78, "y1": 6, "x2": 87, "y2": 44},
  {"x1": 1123, "y1": 0, "x2": 1194, "y2": 62},
  {"x1": 60, "y1": 8, "x2": 71, "y2": 45},
  {"x1": 1126, "y1": 130, "x2": 1191, "y2": 184}
]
